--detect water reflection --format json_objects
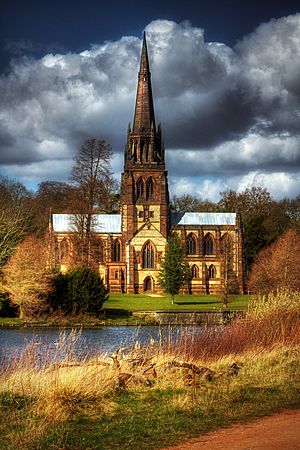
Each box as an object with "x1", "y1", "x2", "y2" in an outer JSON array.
[{"x1": 0, "y1": 326, "x2": 198, "y2": 366}]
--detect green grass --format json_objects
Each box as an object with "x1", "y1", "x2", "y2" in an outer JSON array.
[
  {"x1": 105, "y1": 293, "x2": 251, "y2": 312},
  {"x1": 0, "y1": 295, "x2": 251, "y2": 326},
  {"x1": 0, "y1": 317, "x2": 22, "y2": 326}
]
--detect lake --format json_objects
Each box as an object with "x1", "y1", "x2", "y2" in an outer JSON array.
[{"x1": 0, "y1": 326, "x2": 197, "y2": 366}]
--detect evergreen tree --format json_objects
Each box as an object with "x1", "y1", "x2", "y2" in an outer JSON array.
[
  {"x1": 158, "y1": 233, "x2": 191, "y2": 304},
  {"x1": 51, "y1": 266, "x2": 108, "y2": 316}
]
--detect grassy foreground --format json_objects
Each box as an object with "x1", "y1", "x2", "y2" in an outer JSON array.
[{"x1": 0, "y1": 290, "x2": 299, "y2": 450}]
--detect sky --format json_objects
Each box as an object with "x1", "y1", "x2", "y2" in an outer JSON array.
[{"x1": 0, "y1": 0, "x2": 300, "y2": 202}]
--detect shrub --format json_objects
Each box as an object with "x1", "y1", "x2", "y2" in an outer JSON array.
[{"x1": 51, "y1": 266, "x2": 108, "y2": 316}]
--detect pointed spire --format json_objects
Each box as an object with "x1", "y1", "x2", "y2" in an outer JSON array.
[{"x1": 132, "y1": 32, "x2": 156, "y2": 133}]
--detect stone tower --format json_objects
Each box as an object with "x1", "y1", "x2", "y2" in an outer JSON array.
[{"x1": 121, "y1": 33, "x2": 170, "y2": 293}]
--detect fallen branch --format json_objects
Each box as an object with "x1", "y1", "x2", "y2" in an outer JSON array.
[{"x1": 166, "y1": 360, "x2": 214, "y2": 378}]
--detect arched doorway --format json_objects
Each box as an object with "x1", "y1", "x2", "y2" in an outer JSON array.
[{"x1": 144, "y1": 276, "x2": 153, "y2": 293}]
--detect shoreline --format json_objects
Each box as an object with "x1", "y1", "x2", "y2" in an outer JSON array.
[{"x1": 0, "y1": 309, "x2": 245, "y2": 328}]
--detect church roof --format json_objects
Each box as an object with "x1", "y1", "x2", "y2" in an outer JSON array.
[
  {"x1": 52, "y1": 212, "x2": 237, "y2": 234},
  {"x1": 171, "y1": 212, "x2": 237, "y2": 226},
  {"x1": 52, "y1": 214, "x2": 121, "y2": 233}
]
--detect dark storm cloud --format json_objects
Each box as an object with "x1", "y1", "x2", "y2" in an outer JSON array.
[{"x1": 0, "y1": 16, "x2": 299, "y2": 198}]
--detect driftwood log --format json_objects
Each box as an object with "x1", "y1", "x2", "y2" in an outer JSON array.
[
  {"x1": 165, "y1": 360, "x2": 240, "y2": 384},
  {"x1": 166, "y1": 360, "x2": 215, "y2": 380}
]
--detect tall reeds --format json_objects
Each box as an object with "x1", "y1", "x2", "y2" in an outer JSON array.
[{"x1": 177, "y1": 289, "x2": 300, "y2": 360}]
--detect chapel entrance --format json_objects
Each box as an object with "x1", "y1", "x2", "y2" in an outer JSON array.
[{"x1": 144, "y1": 276, "x2": 153, "y2": 293}]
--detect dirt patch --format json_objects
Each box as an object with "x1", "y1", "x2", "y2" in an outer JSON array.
[{"x1": 162, "y1": 409, "x2": 300, "y2": 449}]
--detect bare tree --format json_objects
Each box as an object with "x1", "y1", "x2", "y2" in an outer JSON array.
[
  {"x1": 0, "y1": 177, "x2": 32, "y2": 267},
  {"x1": 249, "y1": 229, "x2": 300, "y2": 294},
  {"x1": 30, "y1": 181, "x2": 76, "y2": 235},
  {"x1": 171, "y1": 194, "x2": 217, "y2": 212},
  {"x1": 219, "y1": 187, "x2": 273, "y2": 215},
  {"x1": 69, "y1": 138, "x2": 113, "y2": 266},
  {"x1": 1, "y1": 235, "x2": 51, "y2": 319}
]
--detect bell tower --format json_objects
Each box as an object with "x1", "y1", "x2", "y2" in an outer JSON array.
[{"x1": 121, "y1": 33, "x2": 169, "y2": 241}]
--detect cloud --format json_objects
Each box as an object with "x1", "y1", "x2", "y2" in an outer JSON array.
[
  {"x1": 0, "y1": 16, "x2": 299, "y2": 200},
  {"x1": 170, "y1": 171, "x2": 300, "y2": 203}
]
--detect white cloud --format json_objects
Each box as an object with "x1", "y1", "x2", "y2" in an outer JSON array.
[
  {"x1": 0, "y1": 16, "x2": 300, "y2": 200},
  {"x1": 235, "y1": 171, "x2": 300, "y2": 199}
]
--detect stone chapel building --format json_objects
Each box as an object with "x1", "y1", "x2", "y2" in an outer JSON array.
[{"x1": 49, "y1": 34, "x2": 246, "y2": 295}]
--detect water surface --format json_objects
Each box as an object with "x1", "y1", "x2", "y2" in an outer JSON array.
[{"x1": 0, "y1": 326, "x2": 196, "y2": 365}]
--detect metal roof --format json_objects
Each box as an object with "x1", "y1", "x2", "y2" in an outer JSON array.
[
  {"x1": 171, "y1": 212, "x2": 236, "y2": 226},
  {"x1": 52, "y1": 214, "x2": 121, "y2": 233},
  {"x1": 52, "y1": 212, "x2": 236, "y2": 233}
]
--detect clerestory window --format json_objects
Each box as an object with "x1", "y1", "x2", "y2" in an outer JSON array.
[
  {"x1": 204, "y1": 234, "x2": 214, "y2": 255},
  {"x1": 187, "y1": 234, "x2": 197, "y2": 255}
]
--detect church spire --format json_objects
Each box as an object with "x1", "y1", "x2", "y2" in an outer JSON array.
[
  {"x1": 132, "y1": 32, "x2": 156, "y2": 133},
  {"x1": 124, "y1": 31, "x2": 165, "y2": 169}
]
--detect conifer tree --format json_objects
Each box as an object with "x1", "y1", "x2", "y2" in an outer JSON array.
[{"x1": 158, "y1": 232, "x2": 191, "y2": 304}]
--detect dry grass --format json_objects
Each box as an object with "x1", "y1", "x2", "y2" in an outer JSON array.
[
  {"x1": 0, "y1": 290, "x2": 299, "y2": 449},
  {"x1": 175, "y1": 289, "x2": 300, "y2": 360}
]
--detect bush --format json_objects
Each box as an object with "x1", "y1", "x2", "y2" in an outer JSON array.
[
  {"x1": 50, "y1": 266, "x2": 108, "y2": 316},
  {"x1": 0, "y1": 292, "x2": 18, "y2": 317}
]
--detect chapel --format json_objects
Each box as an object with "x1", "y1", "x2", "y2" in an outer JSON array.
[{"x1": 49, "y1": 34, "x2": 246, "y2": 295}]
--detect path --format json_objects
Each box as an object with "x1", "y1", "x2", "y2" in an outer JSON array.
[{"x1": 162, "y1": 409, "x2": 300, "y2": 449}]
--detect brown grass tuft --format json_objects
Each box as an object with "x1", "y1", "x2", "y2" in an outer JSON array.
[{"x1": 176, "y1": 290, "x2": 300, "y2": 360}]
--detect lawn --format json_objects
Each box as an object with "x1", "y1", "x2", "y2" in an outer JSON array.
[
  {"x1": 0, "y1": 295, "x2": 251, "y2": 327},
  {"x1": 105, "y1": 293, "x2": 251, "y2": 312},
  {"x1": 0, "y1": 317, "x2": 22, "y2": 326}
]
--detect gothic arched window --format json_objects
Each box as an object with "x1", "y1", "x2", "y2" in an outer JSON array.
[
  {"x1": 136, "y1": 177, "x2": 144, "y2": 200},
  {"x1": 187, "y1": 234, "x2": 197, "y2": 255},
  {"x1": 142, "y1": 241, "x2": 155, "y2": 269},
  {"x1": 204, "y1": 234, "x2": 214, "y2": 255},
  {"x1": 146, "y1": 177, "x2": 154, "y2": 200},
  {"x1": 208, "y1": 264, "x2": 216, "y2": 279},
  {"x1": 113, "y1": 239, "x2": 121, "y2": 262},
  {"x1": 191, "y1": 264, "x2": 199, "y2": 279}
]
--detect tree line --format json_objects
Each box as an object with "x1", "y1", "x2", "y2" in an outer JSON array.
[{"x1": 0, "y1": 137, "x2": 299, "y2": 317}]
